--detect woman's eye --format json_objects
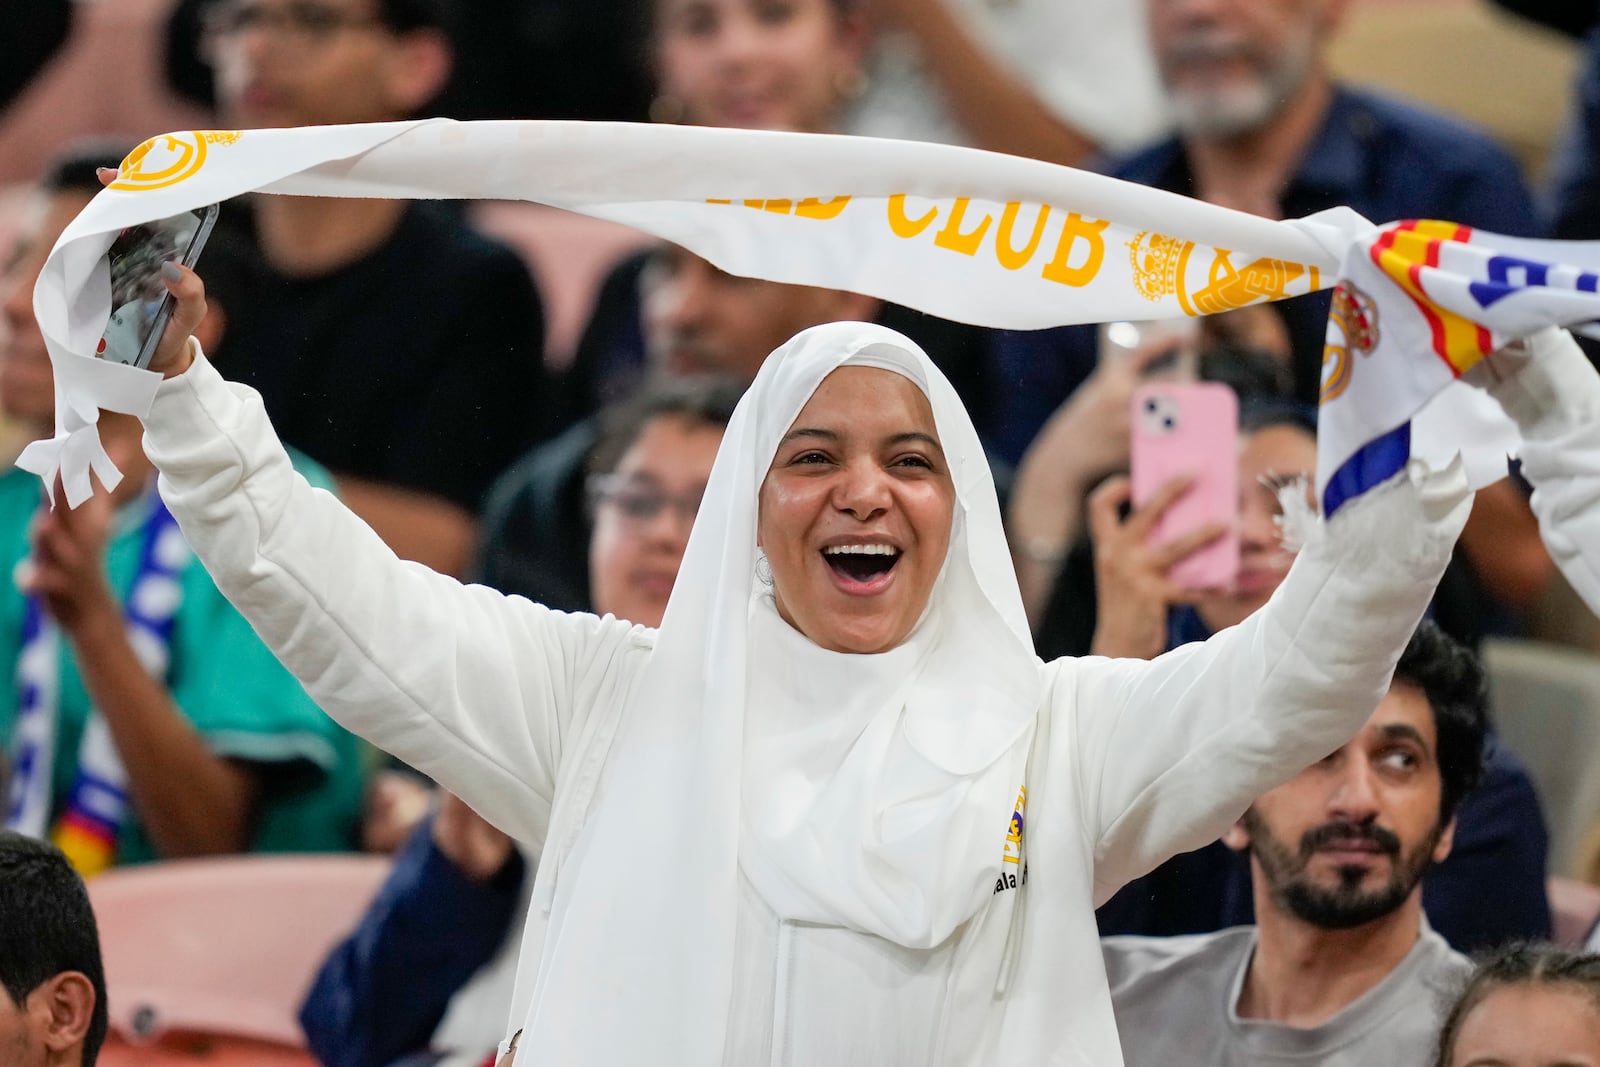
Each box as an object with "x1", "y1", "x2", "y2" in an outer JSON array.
[
  {"x1": 792, "y1": 450, "x2": 831, "y2": 465},
  {"x1": 893, "y1": 453, "x2": 934, "y2": 470}
]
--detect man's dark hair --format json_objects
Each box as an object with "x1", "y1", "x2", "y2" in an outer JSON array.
[
  {"x1": 585, "y1": 374, "x2": 746, "y2": 482},
  {"x1": 39, "y1": 139, "x2": 139, "y2": 199},
  {"x1": 1433, "y1": 942, "x2": 1600, "y2": 1067},
  {"x1": 1394, "y1": 619, "x2": 1490, "y2": 826},
  {"x1": 375, "y1": 0, "x2": 448, "y2": 33},
  {"x1": 0, "y1": 832, "x2": 108, "y2": 1065}
]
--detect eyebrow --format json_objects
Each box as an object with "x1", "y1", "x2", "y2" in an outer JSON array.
[
  {"x1": 778, "y1": 428, "x2": 945, "y2": 455},
  {"x1": 1376, "y1": 723, "x2": 1431, "y2": 753}
]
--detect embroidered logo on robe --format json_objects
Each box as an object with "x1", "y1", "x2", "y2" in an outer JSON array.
[{"x1": 995, "y1": 785, "x2": 1027, "y2": 894}]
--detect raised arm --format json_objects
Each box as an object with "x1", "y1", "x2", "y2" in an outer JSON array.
[
  {"x1": 1056, "y1": 458, "x2": 1473, "y2": 901},
  {"x1": 131, "y1": 266, "x2": 641, "y2": 848},
  {"x1": 1478, "y1": 326, "x2": 1600, "y2": 613}
]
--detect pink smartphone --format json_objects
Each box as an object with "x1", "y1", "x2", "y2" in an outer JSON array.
[{"x1": 1130, "y1": 381, "x2": 1240, "y2": 590}]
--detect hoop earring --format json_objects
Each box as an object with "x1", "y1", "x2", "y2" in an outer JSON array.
[
  {"x1": 755, "y1": 551, "x2": 773, "y2": 587},
  {"x1": 649, "y1": 94, "x2": 687, "y2": 124}
]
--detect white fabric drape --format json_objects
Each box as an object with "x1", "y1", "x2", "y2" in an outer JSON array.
[{"x1": 517, "y1": 321, "x2": 1041, "y2": 1063}]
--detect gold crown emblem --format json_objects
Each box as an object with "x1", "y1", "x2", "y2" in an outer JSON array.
[{"x1": 1128, "y1": 231, "x2": 1189, "y2": 303}]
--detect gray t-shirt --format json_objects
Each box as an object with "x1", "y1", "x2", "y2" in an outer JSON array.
[{"x1": 1101, "y1": 924, "x2": 1471, "y2": 1066}]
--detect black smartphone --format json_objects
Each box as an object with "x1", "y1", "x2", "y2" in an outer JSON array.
[{"x1": 98, "y1": 204, "x2": 220, "y2": 369}]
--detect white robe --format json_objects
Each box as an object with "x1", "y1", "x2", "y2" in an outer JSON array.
[{"x1": 140, "y1": 351, "x2": 1470, "y2": 1065}]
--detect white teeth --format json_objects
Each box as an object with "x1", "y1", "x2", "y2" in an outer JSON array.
[{"x1": 823, "y1": 544, "x2": 898, "y2": 556}]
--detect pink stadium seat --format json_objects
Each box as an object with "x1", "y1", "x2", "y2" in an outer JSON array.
[
  {"x1": 470, "y1": 200, "x2": 654, "y2": 370},
  {"x1": 87, "y1": 853, "x2": 391, "y2": 1055}
]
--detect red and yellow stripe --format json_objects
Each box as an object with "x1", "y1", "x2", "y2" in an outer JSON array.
[{"x1": 1369, "y1": 220, "x2": 1493, "y2": 377}]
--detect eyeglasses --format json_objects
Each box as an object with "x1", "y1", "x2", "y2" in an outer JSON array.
[
  {"x1": 204, "y1": 1, "x2": 385, "y2": 47},
  {"x1": 588, "y1": 475, "x2": 705, "y2": 528}
]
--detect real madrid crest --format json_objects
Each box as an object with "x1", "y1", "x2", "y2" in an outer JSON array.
[
  {"x1": 1321, "y1": 282, "x2": 1380, "y2": 403},
  {"x1": 110, "y1": 131, "x2": 242, "y2": 192}
]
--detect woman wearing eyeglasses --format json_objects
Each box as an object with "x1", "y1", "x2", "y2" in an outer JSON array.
[{"x1": 302, "y1": 376, "x2": 744, "y2": 1067}]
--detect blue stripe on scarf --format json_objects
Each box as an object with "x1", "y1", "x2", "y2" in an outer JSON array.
[{"x1": 1323, "y1": 422, "x2": 1411, "y2": 517}]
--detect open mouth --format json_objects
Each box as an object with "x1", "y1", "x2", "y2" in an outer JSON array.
[{"x1": 822, "y1": 544, "x2": 901, "y2": 588}]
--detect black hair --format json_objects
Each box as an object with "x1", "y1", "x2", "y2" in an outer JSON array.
[
  {"x1": 1433, "y1": 942, "x2": 1600, "y2": 1067},
  {"x1": 0, "y1": 832, "x2": 108, "y2": 1065},
  {"x1": 39, "y1": 139, "x2": 140, "y2": 199},
  {"x1": 585, "y1": 374, "x2": 746, "y2": 481},
  {"x1": 1237, "y1": 396, "x2": 1318, "y2": 439},
  {"x1": 1394, "y1": 619, "x2": 1489, "y2": 827},
  {"x1": 1198, "y1": 341, "x2": 1295, "y2": 409},
  {"x1": 375, "y1": 0, "x2": 449, "y2": 33}
]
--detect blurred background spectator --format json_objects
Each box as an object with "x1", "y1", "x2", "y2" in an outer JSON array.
[
  {"x1": 190, "y1": 0, "x2": 552, "y2": 579},
  {"x1": 303, "y1": 376, "x2": 740, "y2": 1067},
  {"x1": 1432, "y1": 943, "x2": 1600, "y2": 1067},
  {"x1": 0, "y1": 143, "x2": 365, "y2": 871},
  {"x1": 846, "y1": 0, "x2": 1169, "y2": 166},
  {"x1": 1103, "y1": 622, "x2": 1483, "y2": 1064}
]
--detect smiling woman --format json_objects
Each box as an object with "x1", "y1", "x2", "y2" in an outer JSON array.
[
  {"x1": 132, "y1": 258, "x2": 1485, "y2": 1064},
  {"x1": 759, "y1": 365, "x2": 955, "y2": 654}
]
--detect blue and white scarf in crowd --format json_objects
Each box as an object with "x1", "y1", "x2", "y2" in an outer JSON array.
[
  {"x1": 5, "y1": 493, "x2": 188, "y2": 875},
  {"x1": 17, "y1": 120, "x2": 1600, "y2": 525}
]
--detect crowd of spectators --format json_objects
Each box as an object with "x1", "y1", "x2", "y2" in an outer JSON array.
[{"x1": 3, "y1": 0, "x2": 1600, "y2": 1063}]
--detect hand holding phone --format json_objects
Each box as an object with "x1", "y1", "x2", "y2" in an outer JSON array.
[
  {"x1": 1099, "y1": 317, "x2": 1200, "y2": 381},
  {"x1": 1129, "y1": 381, "x2": 1239, "y2": 590},
  {"x1": 98, "y1": 204, "x2": 218, "y2": 369}
]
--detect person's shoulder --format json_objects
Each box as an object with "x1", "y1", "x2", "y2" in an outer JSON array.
[
  {"x1": 481, "y1": 418, "x2": 601, "y2": 532},
  {"x1": 1335, "y1": 85, "x2": 1522, "y2": 173},
  {"x1": 0, "y1": 464, "x2": 42, "y2": 507},
  {"x1": 1100, "y1": 925, "x2": 1252, "y2": 991},
  {"x1": 1416, "y1": 923, "x2": 1475, "y2": 989},
  {"x1": 1102, "y1": 135, "x2": 1186, "y2": 187},
  {"x1": 398, "y1": 203, "x2": 538, "y2": 281}
]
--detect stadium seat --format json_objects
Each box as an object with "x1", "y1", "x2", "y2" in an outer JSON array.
[
  {"x1": 1483, "y1": 637, "x2": 1600, "y2": 878},
  {"x1": 87, "y1": 852, "x2": 391, "y2": 1060}
]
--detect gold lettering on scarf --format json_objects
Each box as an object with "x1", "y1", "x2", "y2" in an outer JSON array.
[
  {"x1": 794, "y1": 196, "x2": 851, "y2": 219},
  {"x1": 888, "y1": 194, "x2": 939, "y2": 237},
  {"x1": 995, "y1": 203, "x2": 1052, "y2": 271},
  {"x1": 703, "y1": 197, "x2": 852, "y2": 219},
  {"x1": 1040, "y1": 213, "x2": 1110, "y2": 288},
  {"x1": 933, "y1": 198, "x2": 994, "y2": 256}
]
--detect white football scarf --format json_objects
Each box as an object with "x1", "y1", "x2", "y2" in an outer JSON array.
[
  {"x1": 22, "y1": 121, "x2": 1600, "y2": 1057},
  {"x1": 23, "y1": 120, "x2": 1600, "y2": 539},
  {"x1": 519, "y1": 321, "x2": 1041, "y2": 1062}
]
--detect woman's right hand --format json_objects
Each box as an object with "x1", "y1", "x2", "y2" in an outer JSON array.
[
  {"x1": 95, "y1": 167, "x2": 208, "y2": 379},
  {"x1": 1086, "y1": 474, "x2": 1226, "y2": 661}
]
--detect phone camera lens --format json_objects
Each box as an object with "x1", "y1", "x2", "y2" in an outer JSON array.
[
  {"x1": 1143, "y1": 398, "x2": 1160, "y2": 413},
  {"x1": 1161, "y1": 416, "x2": 1176, "y2": 430}
]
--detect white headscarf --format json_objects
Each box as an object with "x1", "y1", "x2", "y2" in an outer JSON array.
[{"x1": 517, "y1": 321, "x2": 1043, "y2": 1063}]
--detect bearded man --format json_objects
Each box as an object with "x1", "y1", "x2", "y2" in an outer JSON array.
[{"x1": 1100, "y1": 621, "x2": 1486, "y2": 1066}]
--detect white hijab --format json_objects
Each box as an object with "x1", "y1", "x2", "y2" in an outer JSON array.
[{"x1": 517, "y1": 322, "x2": 1043, "y2": 1063}]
